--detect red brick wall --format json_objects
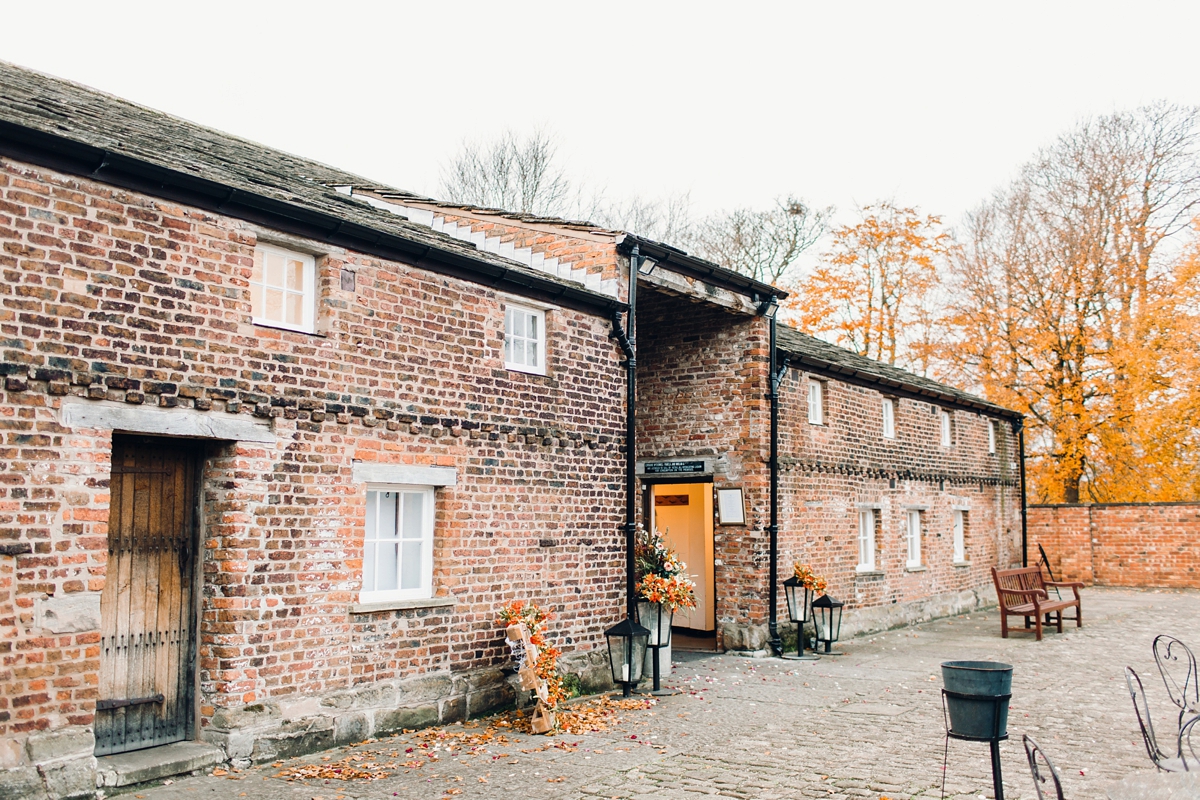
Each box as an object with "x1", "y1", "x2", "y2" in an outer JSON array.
[
  {"x1": 634, "y1": 289, "x2": 771, "y2": 648},
  {"x1": 0, "y1": 156, "x2": 628, "y2": 766},
  {"x1": 1029, "y1": 503, "x2": 1200, "y2": 588},
  {"x1": 634, "y1": 293, "x2": 1023, "y2": 648},
  {"x1": 777, "y1": 370, "x2": 1022, "y2": 625}
]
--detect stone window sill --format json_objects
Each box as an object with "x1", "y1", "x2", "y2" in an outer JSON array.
[
  {"x1": 905, "y1": 565, "x2": 928, "y2": 573},
  {"x1": 855, "y1": 569, "x2": 884, "y2": 578},
  {"x1": 349, "y1": 596, "x2": 456, "y2": 614},
  {"x1": 953, "y1": 560, "x2": 972, "y2": 568}
]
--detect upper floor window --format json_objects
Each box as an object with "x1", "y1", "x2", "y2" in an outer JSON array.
[
  {"x1": 857, "y1": 509, "x2": 877, "y2": 571},
  {"x1": 988, "y1": 420, "x2": 997, "y2": 454},
  {"x1": 940, "y1": 410, "x2": 953, "y2": 447},
  {"x1": 882, "y1": 398, "x2": 895, "y2": 439},
  {"x1": 361, "y1": 486, "x2": 435, "y2": 603},
  {"x1": 807, "y1": 379, "x2": 824, "y2": 425},
  {"x1": 505, "y1": 304, "x2": 546, "y2": 374},
  {"x1": 252, "y1": 244, "x2": 316, "y2": 333},
  {"x1": 906, "y1": 509, "x2": 923, "y2": 568}
]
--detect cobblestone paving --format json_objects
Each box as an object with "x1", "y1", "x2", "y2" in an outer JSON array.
[{"x1": 120, "y1": 588, "x2": 1199, "y2": 800}]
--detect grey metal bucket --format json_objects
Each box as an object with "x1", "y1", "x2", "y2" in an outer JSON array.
[{"x1": 941, "y1": 660, "x2": 1012, "y2": 740}]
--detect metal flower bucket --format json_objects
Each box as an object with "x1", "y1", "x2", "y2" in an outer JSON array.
[{"x1": 941, "y1": 660, "x2": 1012, "y2": 740}]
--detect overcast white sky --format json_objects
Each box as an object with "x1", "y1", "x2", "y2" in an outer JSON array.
[{"x1": 4, "y1": 1, "x2": 1199, "y2": 229}]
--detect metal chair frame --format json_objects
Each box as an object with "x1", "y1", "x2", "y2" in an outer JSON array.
[
  {"x1": 1153, "y1": 634, "x2": 1200, "y2": 741},
  {"x1": 1022, "y1": 735, "x2": 1066, "y2": 800},
  {"x1": 1126, "y1": 665, "x2": 1189, "y2": 772}
]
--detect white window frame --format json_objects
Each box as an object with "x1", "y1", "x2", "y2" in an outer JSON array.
[
  {"x1": 807, "y1": 379, "x2": 824, "y2": 425},
  {"x1": 988, "y1": 420, "x2": 996, "y2": 454},
  {"x1": 882, "y1": 398, "x2": 895, "y2": 439},
  {"x1": 940, "y1": 410, "x2": 952, "y2": 447},
  {"x1": 251, "y1": 244, "x2": 317, "y2": 333},
  {"x1": 360, "y1": 484, "x2": 435, "y2": 603},
  {"x1": 504, "y1": 304, "x2": 547, "y2": 375},
  {"x1": 906, "y1": 509, "x2": 922, "y2": 568},
  {"x1": 953, "y1": 510, "x2": 967, "y2": 562},
  {"x1": 857, "y1": 509, "x2": 876, "y2": 571}
]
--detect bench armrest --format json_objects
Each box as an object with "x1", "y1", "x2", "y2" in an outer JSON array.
[{"x1": 1045, "y1": 581, "x2": 1084, "y2": 589}]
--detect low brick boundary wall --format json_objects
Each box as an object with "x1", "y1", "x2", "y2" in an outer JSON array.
[{"x1": 1028, "y1": 503, "x2": 1200, "y2": 588}]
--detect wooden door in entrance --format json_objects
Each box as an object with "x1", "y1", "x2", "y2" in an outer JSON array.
[
  {"x1": 96, "y1": 437, "x2": 200, "y2": 756},
  {"x1": 651, "y1": 483, "x2": 714, "y2": 632}
]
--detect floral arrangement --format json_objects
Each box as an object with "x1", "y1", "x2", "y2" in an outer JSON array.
[
  {"x1": 497, "y1": 601, "x2": 566, "y2": 710},
  {"x1": 634, "y1": 526, "x2": 697, "y2": 611},
  {"x1": 792, "y1": 562, "x2": 828, "y2": 596}
]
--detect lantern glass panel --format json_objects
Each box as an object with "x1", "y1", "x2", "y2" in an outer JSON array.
[{"x1": 637, "y1": 601, "x2": 673, "y2": 647}]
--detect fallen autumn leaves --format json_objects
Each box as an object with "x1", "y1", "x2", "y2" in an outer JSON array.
[{"x1": 271, "y1": 696, "x2": 656, "y2": 783}]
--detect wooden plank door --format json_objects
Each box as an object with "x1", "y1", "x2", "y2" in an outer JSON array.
[{"x1": 96, "y1": 437, "x2": 199, "y2": 756}]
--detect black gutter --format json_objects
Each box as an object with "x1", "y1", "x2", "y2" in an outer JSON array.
[
  {"x1": 767, "y1": 314, "x2": 788, "y2": 658},
  {"x1": 1017, "y1": 419, "x2": 1029, "y2": 567},
  {"x1": 0, "y1": 120, "x2": 624, "y2": 318},
  {"x1": 612, "y1": 245, "x2": 640, "y2": 621},
  {"x1": 616, "y1": 235, "x2": 786, "y2": 302},
  {"x1": 780, "y1": 351, "x2": 1021, "y2": 421}
]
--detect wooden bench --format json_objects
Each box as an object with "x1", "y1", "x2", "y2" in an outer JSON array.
[{"x1": 991, "y1": 566, "x2": 1083, "y2": 640}]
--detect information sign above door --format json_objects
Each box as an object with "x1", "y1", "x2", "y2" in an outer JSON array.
[{"x1": 643, "y1": 460, "x2": 706, "y2": 475}]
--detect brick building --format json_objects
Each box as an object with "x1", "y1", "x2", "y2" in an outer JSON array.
[
  {"x1": 375, "y1": 196, "x2": 1026, "y2": 653},
  {"x1": 0, "y1": 61, "x2": 1022, "y2": 799},
  {"x1": 0, "y1": 64, "x2": 646, "y2": 797}
]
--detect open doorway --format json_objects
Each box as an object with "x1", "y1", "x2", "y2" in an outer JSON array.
[{"x1": 649, "y1": 482, "x2": 715, "y2": 634}]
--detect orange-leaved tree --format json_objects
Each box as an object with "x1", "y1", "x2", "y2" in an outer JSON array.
[
  {"x1": 944, "y1": 104, "x2": 1200, "y2": 502},
  {"x1": 785, "y1": 202, "x2": 948, "y2": 372}
]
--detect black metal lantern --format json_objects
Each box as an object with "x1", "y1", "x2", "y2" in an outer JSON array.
[
  {"x1": 811, "y1": 594, "x2": 844, "y2": 653},
  {"x1": 604, "y1": 617, "x2": 649, "y2": 696},
  {"x1": 782, "y1": 575, "x2": 819, "y2": 660}
]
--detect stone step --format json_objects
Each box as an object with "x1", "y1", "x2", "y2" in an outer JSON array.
[{"x1": 96, "y1": 741, "x2": 225, "y2": 788}]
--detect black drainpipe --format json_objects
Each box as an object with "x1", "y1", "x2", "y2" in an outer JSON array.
[
  {"x1": 1017, "y1": 418, "x2": 1028, "y2": 567},
  {"x1": 611, "y1": 245, "x2": 639, "y2": 619},
  {"x1": 767, "y1": 311, "x2": 788, "y2": 657}
]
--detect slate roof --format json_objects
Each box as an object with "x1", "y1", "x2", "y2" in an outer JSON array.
[
  {"x1": 776, "y1": 325, "x2": 1019, "y2": 419},
  {"x1": 0, "y1": 60, "x2": 623, "y2": 314}
]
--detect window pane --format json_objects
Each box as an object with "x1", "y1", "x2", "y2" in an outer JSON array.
[
  {"x1": 401, "y1": 492, "x2": 424, "y2": 539},
  {"x1": 377, "y1": 491, "x2": 398, "y2": 540},
  {"x1": 365, "y1": 492, "x2": 378, "y2": 541},
  {"x1": 504, "y1": 335, "x2": 513, "y2": 363},
  {"x1": 512, "y1": 309, "x2": 526, "y2": 338},
  {"x1": 286, "y1": 259, "x2": 305, "y2": 290},
  {"x1": 252, "y1": 250, "x2": 264, "y2": 284},
  {"x1": 512, "y1": 338, "x2": 526, "y2": 365},
  {"x1": 400, "y1": 542, "x2": 422, "y2": 589},
  {"x1": 266, "y1": 251, "x2": 284, "y2": 287},
  {"x1": 286, "y1": 292, "x2": 304, "y2": 325},
  {"x1": 264, "y1": 288, "x2": 284, "y2": 321},
  {"x1": 527, "y1": 313, "x2": 538, "y2": 340},
  {"x1": 527, "y1": 340, "x2": 539, "y2": 367},
  {"x1": 376, "y1": 542, "x2": 399, "y2": 591}
]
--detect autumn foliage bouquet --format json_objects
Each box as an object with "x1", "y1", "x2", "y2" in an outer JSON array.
[
  {"x1": 496, "y1": 601, "x2": 566, "y2": 709},
  {"x1": 792, "y1": 562, "x2": 828, "y2": 596},
  {"x1": 634, "y1": 526, "x2": 697, "y2": 611}
]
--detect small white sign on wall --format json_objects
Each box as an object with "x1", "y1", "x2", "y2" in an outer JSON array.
[{"x1": 716, "y1": 487, "x2": 746, "y2": 526}]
